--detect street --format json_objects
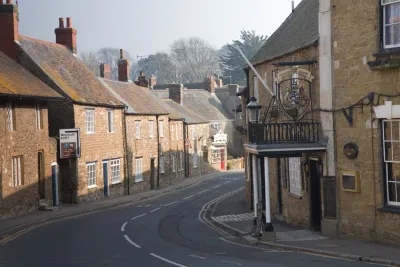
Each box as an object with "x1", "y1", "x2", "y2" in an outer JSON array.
[{"x1": 0, "y1": 173, "x2": 381, "y2": 267}]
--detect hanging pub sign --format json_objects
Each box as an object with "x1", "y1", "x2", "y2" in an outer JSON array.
[
  {"x1": 59, "y1": 129, "x2": 81, "y2": 159},
  {"x1": 343, "y1": 142, "x2": 359, "y2": 159}
]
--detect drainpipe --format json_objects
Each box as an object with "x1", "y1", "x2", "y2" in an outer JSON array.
[
  {"x1": 156, "y1": 114, "x2": 160, "y2": 188},
  {"x1": 183, "y1": 119, "x2": 188, "y2": 178},
  {"x1": 123, "y1": 107, "x2": 129, "y2": 195}
]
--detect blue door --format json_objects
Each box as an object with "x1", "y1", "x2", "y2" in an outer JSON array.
[{"x1": 103, "y1": 161, "x2": 109, "y2": 197}]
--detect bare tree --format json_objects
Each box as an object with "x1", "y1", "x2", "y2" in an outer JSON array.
[
  {"x1": 79, "y1": 51, "x2": 101, "y2": 76},
  {"x1": 97, "y1": 48, "x2": 134, "y2": 80},
  {"x1": 170, "y1": 37, "x2": 221, "y2": 83}
]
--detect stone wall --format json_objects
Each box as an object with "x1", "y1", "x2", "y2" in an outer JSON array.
[
  {"x1": 74, "y1": 105, "x2": 125, "y2": 202},
  {"x1": 168, "y1": 120, "x2": 185, "y2": 185},
  {"x1": 0, "y1": 100, "x2": 56, "y2": 218}
]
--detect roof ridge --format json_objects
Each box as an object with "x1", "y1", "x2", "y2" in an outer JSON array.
[{"x1": 19, "y1": 35, "x2": 66, "y2": 48}]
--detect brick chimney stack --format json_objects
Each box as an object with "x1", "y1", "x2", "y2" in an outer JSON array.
[
  {"x1": 137, "y1": 71, "x2": 148, "y2": 87},
  {"x1": 100, "y1": 63, "x2": 111, "y2": 80},
  {"x1": 148, "y1": 75, "x2": 157, "y2": 89},
  {"x1": 0, "y1": 0, "x2": 19, "y2": 61},
  {"x1": 55, "y1": 17, "x2": 77, "y2": 54},
  {"x1": 118, "y1": 49, "x2": 130, "y2": 82},
  {"x1": 204, "y1": 76, "x2": 216, "y2": 94}
]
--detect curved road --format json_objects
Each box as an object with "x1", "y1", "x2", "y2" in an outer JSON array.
[{"x1": 0, "y1": 173, "x2": 381, "y2": 267}]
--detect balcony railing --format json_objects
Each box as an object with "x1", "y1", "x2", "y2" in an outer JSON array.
[{"x1": 248, "y1": 122, "x2": 320, "y2": 144}]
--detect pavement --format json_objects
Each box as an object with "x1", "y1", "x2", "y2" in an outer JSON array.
[
  {"x1": 0, "y1": 172, "x2": 386, "y2": 267},
  {"x1": 208, "y1": 187, "x2": 400, "y2": 266}
]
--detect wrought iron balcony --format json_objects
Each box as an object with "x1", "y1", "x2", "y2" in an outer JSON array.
[{"x1": 248, "y1": 122, "x2": 320, "y2": 144}]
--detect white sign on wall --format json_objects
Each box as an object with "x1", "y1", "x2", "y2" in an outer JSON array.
[{"x1": 59, "y1": 129, "x2": 81, "y2": 159}]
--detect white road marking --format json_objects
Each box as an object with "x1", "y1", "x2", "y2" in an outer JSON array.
[
  {"x1": 150, "y1": 253, "x2": 188, "y2": 267},
  {"x1": 214, "y1": 252, "x2": 226, "y2": 255},
  {"x1": 121, "y1": 222, "x2": 128, "y2": 232},
  {"x1": 150, "y1": 207, "x2": 161, "y2": 213},
  {"x1": 233, "y1": 178, "x2": 238, "y2": 181},
  {"x1": 123, "y1": 235, "x2": 141, "y2": 248},
  {"x1": 189, "y1": 254, "x2": 206, "y2": 259},
  {"x1": 220, "y1": 237, "x2": 283, "y2": 251},
  {"x1": 221, "y1": 260, "x2": 242, "y2": 266},
  {"x1": 223, "y1": 181, "x2": 231, "y2": 184},
  {"x1": 164, "y1": 201, "x2": 178, "y2": 206},
  {"x1": 212, "y1": 185, "x2": 220, "y2": 188},
  {"x1": 136, "y1": 205, "x2": 142, "y2": 207},
  {"x1": 197, "y1": 189, "x2": 209, "y2": 194},
  {"x1": 145, "y1": 204, "x2": 151, "y2": 207},
  {"x1": 183, "y1": 195, "x2": 194, "y2": 200},
  {"x1": 131, "y1": 213, "x2": 147, "y2": 220}
]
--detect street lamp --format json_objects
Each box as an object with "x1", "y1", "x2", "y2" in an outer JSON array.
[{"x1": 247, "y1": 97, "x2": 262, "y2": 123}]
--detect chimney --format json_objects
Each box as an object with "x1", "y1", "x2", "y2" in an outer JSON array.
[
  {"x1": 216, "y1": 79, "x2": 223, "y2": 87},
  {"x1": 100, "y1": 63, "x2": 111, "y2": 80},
  {"x1": 0, "y1": 0, "x2": 19, "y2": 61},
  {"x1": 148, "y1": 75, "x2": 157, "y2": 89},
  {"x1": 118, "y1": 48, "x2": 130, "y2": 82},
  {"x1": 137, "y1": 71, "x2": 148, "y2": 87},
  {"x1": 204, "y1": 76, "x2": 216, "y2": 94},
  {"x1": 292, "y1": 0, "x2": 295, "y2": 12},
  {"x1": 169, "y1": 84, "x2": 183, "y2": 105},
  {"x1": 55, "y1": 17, "x2": 77, "y2": 54}
]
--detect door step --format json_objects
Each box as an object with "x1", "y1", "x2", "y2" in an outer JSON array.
[{"x1": 39, "y1": 201, "x2": 59, "y2": 211}]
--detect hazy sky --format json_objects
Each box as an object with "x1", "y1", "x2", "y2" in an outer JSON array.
[{"x1": 18, "y1": 0, "x2": 301, "y2": 59}]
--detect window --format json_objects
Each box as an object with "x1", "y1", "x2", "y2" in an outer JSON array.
[
  {"x1": 172, "y1": 155, "x2": 176, "y2": 172},
  {"x1": 110, "y1": 159, "x2": 121, "y2": 184},
  {"x1": 288, "y1": 157, "x2": 302, "y2": 196},
  {"x1": 135, "y1": 158, "x2": 143, "y2": 182},
  {"x1": 148, "y1": 120, "x2": 154, "y2": 138},
  {"x1": 159, "y1": 120, "x2": 164, "y2": 137},
  {"x1": 171, "y1": 124, "x2": 175, "y2": 141},
  {"x1": 6, "y1": 102, "x2": 15, "y2": 131},
  {"x1": 160, "y1": 156, "x2": 165, "y2": 174},
  {"x1": 180, "y1": 151, "x2": 184, "y2": 170},
  {"x1": 135, "y1": 120, "x2": 141, "y2": 139},
  {"x1": 382, "y1": 120, "x2": 400, "y2": 205},
  {"x1": 107, "y1": 110, "x2": 115, "y2": 133},
  {"x1": 85, "y1": 109, "x2": 95, "y2": 134},
  {"x1": 193, "y1": 154, "x2": 198, "y2": 168},
  {"x1": 212, "y1": 149, "x2": 221, "y2": 164},
  {"x1": 192, "y1": 128, "x2": 197, "y2": 140},
  {"x1": 211, "y1": 123, "x2": 220, "y2": 131},
  {"x1": 36, "y1": 104, "x2": 43, "y2": 130},
  {"x1": 272, "y1": 71, "x2": 278, "y2": 96},
  {"x1": 175, "y1": 124, "x2": 179, "y2": 140},
  {"x1": 382, "y1": 0, "x2": 400, "y2": 49},
  {"x1": 11, "y1": 156, "x2": 23, "y2": 187},
  {"x1": 87, "y1": 162, "x2": 96, "y2": 188},
  {"x1": 253, "y1": 76, "x2": 259, "y2": 100}
]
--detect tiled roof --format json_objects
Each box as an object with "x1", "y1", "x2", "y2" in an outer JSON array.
[
  {"x1": 0, "y1": 51, "x2": 62, "y2": 99},
  {"x1": 251, "y1": 0, "x2": 319, "y2": 65},
  {"x1": 182, "y1": 90, "x2": 234, "y2": 121},
  {"x1": 18, "y1": 36, "x2": 124, "y2": 107},
  {"x1": 161, "y1": 99, "x2": 208, "y2": 124},
  {"x1": 101, "y1": 79, "x2": 169, "y2": 115},
  {"x1": 183, "y1": 82, "x2": 205, "y2": 89}
]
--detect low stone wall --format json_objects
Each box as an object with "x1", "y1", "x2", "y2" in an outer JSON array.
[{"x1": 227, "y1": 158, "x2": 244, "y2": 170}]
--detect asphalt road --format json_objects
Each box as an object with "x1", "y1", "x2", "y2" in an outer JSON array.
[{"x1": 0, "y1": 172, "x2": 383, "y2": 267}]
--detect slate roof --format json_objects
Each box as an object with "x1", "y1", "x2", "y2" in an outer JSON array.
[
  {"x1": 18, "y1": 36, "x2": 124, "y2": 107},
  {"x1": 161, "y1": 99, "x2": 208, "y2": 124},
  {"x1": 183, "y1": 82, "x2": 205, "y2": 89},
  {"x1": 182, "y1": 90, "x2": 234, "y2": 121},
  {"x1": 0, "y1": 51, "x2": 62, "y2": 99},
  {"x1": 251, "y1": 0, "x2": 318, "y2": 65},
  {"x1": 101, "y1": 79, "x2": 169, "y2": 115}
]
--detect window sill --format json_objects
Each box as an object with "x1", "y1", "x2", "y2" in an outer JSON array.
[
  {"x1": 373, "y1": 48, "x2": 400, "y2": 58},
  {"x1": 135, "y1": 179, "x2": 143, "y2": 183},
  {"x1": 88, "y1": 185, "x2": 98, "y2": 189},
  {"x1": 111, "y1": 181, "x2": 122, "y2": 185},
  {"x1": 86, "y1": 132, "x2": 95, "y2": 135},
  {"x1": 288, "y1": 192, "x2": 302, "y2": 199},
  {"x1": 108, "y1": 131, "x2": 115, "y2": 134},
  {"x1": 377, "y1": 206, "x2": 400, "y2": 215}
]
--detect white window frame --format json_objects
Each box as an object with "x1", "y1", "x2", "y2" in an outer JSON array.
[
  {"x1": 36, "y1": 104, "x2": 42, "y2": 130},
  {"x1": 180, "y1": 151, "x2": 184, "y2": 170},
  {"x1": 172, "y1": 155, "x2": 176, "y2": 172},
  {"x1": 11, "y1": 156, "x2": 22, "y2": 187},
  {"x1": 107, "y1": 110, "x2": 115, "y2": 133},
  {"x1": 193, "y1": 154, "x2": 198, "y2": 168},
  {"x1": 171, "y1": 124, "x2": 175, "y2": 141},
  {"x1": 135, "y1": 158, "x2": 143, "y2": 182},
  {"x1": 110, "y1": 159, "x2": 121, "y2": 184},
  {"x1": 382, "y1": 0, "x2": 400, "y2": 49},
  {"x1": 175, "y1": 124, "x2": 179, "y2": 140},
  {"x1": 87, "y1": 162, "x2": 96, "y2": 188},
  {"x1": 211, "y1": 123, "x2": 220, "y2": 131},
  {"x1": 288, "y1": 157, "x2": 302, "y2": 196},
  {"x1": 272, "y1": 71, "x2": 278, "y2": 96},
  {"x1": 7, "y1": 102, "x2": 14, "y2": 131},
  {"x1": 135, "y1": 120, "x2": 141, "y2": 139},
  {"x1": 148, "y1": 120, "x2": 154, "y2": 138},
  {"x1": 85, "y1": 109, "x2": 95, "y2": 134},
  {"x1": 159, "y1": 120, "x2": 164, "y2": 137},
  {"x1": 253, "y1": 76, "x2": 259, "y2": 100},
  {"x1": 160, "y1": 156, "x2": 165, "y2": 174},
  {"x1": 192, "y1": 127, "x2": 196, "y2": 140},
  {"x1": 382, "y1": 119, "x2": 400, "y2": 206}
]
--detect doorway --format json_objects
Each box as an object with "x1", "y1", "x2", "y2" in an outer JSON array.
[
  {"x1": 150, "y1": 158, "x2": 155, "y2": 189},
  {"x1": 309, "y1": 159, "x2": 322, "y2": 231},
  {"x1": 103, "y1": 161, "x2": 109, "y2": 197},
  {"x1": 38, "y1": 151, "x2": 45, "y2": 199}
]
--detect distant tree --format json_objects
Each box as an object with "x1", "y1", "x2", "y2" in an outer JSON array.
[
  {"x1": 136, "y1": 52, "x2": 178, "y2": 84},
  {"x1": 96, "y1": 47, "x2": 133, "y2": 80},
  {"x1": 170, "y1": 37, "x2": 221, "y2": 83},
  {"x1": 220, "y1": 30, "x2": 268, "y2": 86},
  {"x1": 79, "y1": 51, "x2": 101, "y2": 76}
]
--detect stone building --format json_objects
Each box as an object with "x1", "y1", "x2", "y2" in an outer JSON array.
[
  {"x1": 0, "y1": 51, "x2": 63, "y2": 218},
  {"x1": 0, "y1": 7, "x2": 127, "y2": 204}
]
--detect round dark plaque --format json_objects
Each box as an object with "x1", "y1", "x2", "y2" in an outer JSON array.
[{"x1": 343, "y1": 143, "x2": 359, "y2": 159}]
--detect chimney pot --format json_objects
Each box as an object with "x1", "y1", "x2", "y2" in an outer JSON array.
[
  {"x1": 59, "y1": 18, "x2": 65, "y2": 28},
  {"x1": 120, "y1": 49, "x2": 125, "y2": 59},
  {"x1": 140, "y1": 71, "x2": 144, "y2": 76},
  {"x1": 66, "y1": 17, "x2": 72, "y2": 28}
]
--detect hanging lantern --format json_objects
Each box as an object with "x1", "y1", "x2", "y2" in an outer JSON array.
[{"x1": 246, "y1": 97, "x2": 262, "y2": 123}]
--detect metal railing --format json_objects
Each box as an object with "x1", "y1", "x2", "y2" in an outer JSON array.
[{"x1": 248, "y1": 122, "x2": 320, "y2": 144}]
